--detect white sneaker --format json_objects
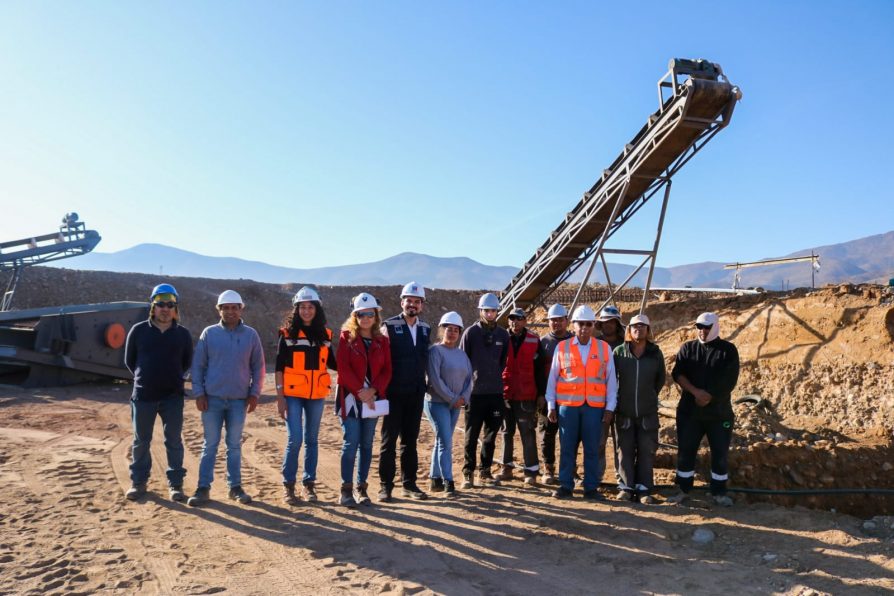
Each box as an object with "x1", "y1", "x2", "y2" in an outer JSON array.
[
  {"x1": 712, "y1": 494, "x2": 733, "y2": 507},
  {"x1": 666, "y1": 490, "x2": 688, "y2": 505},
  {"x1": 523, "y1": 476, "x2": 536, "y2": 488}
]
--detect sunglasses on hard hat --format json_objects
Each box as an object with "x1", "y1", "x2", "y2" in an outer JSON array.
[
  {"x1": 153, "y1": 301, "x2": 177, "y2": 309},
  {"x1": 695, "y1": 323, "x2": 713, "y2": 330}
]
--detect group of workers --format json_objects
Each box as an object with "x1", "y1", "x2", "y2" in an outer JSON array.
[{"x1": 124, "y1": 281, "x2": 739, "y2": 509}]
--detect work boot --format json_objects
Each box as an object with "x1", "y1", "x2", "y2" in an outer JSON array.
[
  {"x1": 429, "y1": 478, "x2": 445, "y2": 493},
  {"x1": 444, "y1": 481, "x2": 457, "y2": 498},
  {"x1": 401, "y1": 484, "x2": 428, "y2": 500},
  {"x1": 377, "y1": 483, "x2": 393, "y2": 503},
  {"x1": 354, "y1": 482, "x2": 371, "y2": 506},
  {"x1": 282, "y1": 482, "x2": 299, "y2": 506},
  {"x1": 479, "y1": 470, "x2": 500, "y2": 487},
  {"x1": 169, "y1": 485, "x2": 186, "y2": 502},
  {"x1": 552, "y1": 486, "x2": 573, "y2": 499},
  {"x1": 460, "y1": 476, "x2": 474, "y2": 490},
  {"x1": 339, "y1": 483, "x2": 356, "y2": 507},
  {"x1": 302, "y1": 481, "x2": 318, "y2": 503},
  {"x1": 541, "y1": 466, "x2": 558, "y2": 485},
  {"x1": 616, "y1": 489, "x2": 634, "y2": 502},
  {"x1": 228, "y1": 485, "x2": 252, "y2": 505},
  {"x1": 639, "y1": 494, "x2": 657, "y2": 505},
  {"x1": 187, "y1": 486, "x2": 210, "y2": 507},
  {"x1": 125, "y1": 483, "x2": 147, "y2": 501},
  {"x1": 496, "y1": 465, "x2": 514, "y2": 482},
  {"x1": 523, "y1": 476, "x2": 537, "y2": 488},
  {"x1": 583, "y1": 489, "x2": 605, "y2": 501},
  {"x1": 666, "y1": 489, "x2": 689, "y2": 505}
]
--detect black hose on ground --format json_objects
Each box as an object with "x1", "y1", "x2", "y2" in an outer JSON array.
[{"x1": 598, "y1": 482, "x2": 894, "y2": 496}]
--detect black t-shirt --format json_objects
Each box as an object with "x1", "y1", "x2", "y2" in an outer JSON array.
[{"x1": 672, "y1": 338, "x2": 740, "y2": 421}]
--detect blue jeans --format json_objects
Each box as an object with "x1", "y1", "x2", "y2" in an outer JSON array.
[
  {"x1": 424, "y1": 400, "x2": 460, "y2": 481},
  {"x1": 340, "y1": 416, "x2": 378, "y2": 485},
  {"x1": 130, "y1": 397, "x2": 185, "y2": 486},
  {"x1": 198, "y1": 397, "x2": 248, "y2": 488},
  {"x1": 558, "y1": 404, "x2": 604, "y2": 491},
  {"x1": 281, "y1": 397, "x2": 325, "y2": 484}
]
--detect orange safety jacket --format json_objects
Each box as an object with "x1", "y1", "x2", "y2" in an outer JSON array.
[
  {"x1": 280, "y1": 327, "x2": 333, "y2": 399},
  {"x1": 554, "y1": 338, "x2": 610, "y2": 408}
]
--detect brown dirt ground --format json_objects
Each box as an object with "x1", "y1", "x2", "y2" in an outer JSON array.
[{"x1": 1, "y1": 268, "x2": 893, "y2": 594}]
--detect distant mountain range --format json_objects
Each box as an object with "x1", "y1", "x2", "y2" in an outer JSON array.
[{"x1": 55, "y1": 231, "x2": 894, "y2": 290}]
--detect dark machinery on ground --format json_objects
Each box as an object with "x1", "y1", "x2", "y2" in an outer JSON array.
[
  {"x1": 0, "y1": 214, "x2": 146, "y2": 386},
  {"x1": 498, "y1": 59, "x2": 742, "y2": 322}
]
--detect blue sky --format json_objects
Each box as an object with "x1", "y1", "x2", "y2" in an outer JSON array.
[{"x1": 1, "y1": 1, "x2": 892, "y2": 271}]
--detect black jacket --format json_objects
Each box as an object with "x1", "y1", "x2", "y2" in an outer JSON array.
[
  {"x1": 383, "y1": 314, "x2": 430, "y2": 396},
  {"x1": 613, "y1": 341, "x2": 666, "y2": 419},
  {"x1": 672, "y1": 338, "x2": 740, "y2": 421},
  {"x1": 124, "y1": 319, "x2": 193, "y2": 401}
]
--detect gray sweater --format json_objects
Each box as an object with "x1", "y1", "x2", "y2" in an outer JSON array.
[
  {"x1": 192, "y1": 321, "x2": 265, "y2": 399},
  {"x1": 426, "y1": 344, "x2": 473, "y2": 407}
]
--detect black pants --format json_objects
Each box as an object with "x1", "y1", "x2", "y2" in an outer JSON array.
[
  {"x1": 616, "y1": 413, "x2": 659, "y2": 495},
  {"x1": 462, "y1": 393, "x2": 504, "y2": 479},
  {"x1": 675, "y1": 412, "x2": 732, "y2": 495},
  {"x1": 537, "y1": 406, "x2": 558, "y2": 469},
  {"x1": 499, "y1": 400, "x2": 540, "y2": 476},
  {"x1": 378, "y1": 391, "x2": 424, "y2": 488}
]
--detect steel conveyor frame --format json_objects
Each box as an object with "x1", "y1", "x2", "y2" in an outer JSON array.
[{"x1": 497, "y1": 59, "x2": 741, "y2": 322}]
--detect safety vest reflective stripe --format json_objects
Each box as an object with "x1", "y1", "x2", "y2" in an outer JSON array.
[{"x1": 555, "y1": 339, "x2": 608, "y2": 408}]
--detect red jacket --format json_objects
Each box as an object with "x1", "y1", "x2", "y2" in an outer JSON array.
[
  {"x1": 336, "y1": 330, "x2": 392, "y2": 417},
  {"x1": 502, "y1": 329, "x2": 540, "y2": 401}
]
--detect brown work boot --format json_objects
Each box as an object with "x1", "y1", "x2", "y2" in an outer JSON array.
[
  {"x1": 283, "y1": 482, "x2": 299, "y2": 506},
  {"x1": 541, "y1": 465, "x2": 558, "y2": 485},
  {"x1": 302, "y1": 481, "x2": 318, "y2": 503},
  {"x1": 339, "y1": 483, "x2": 356, "y2": 507},
  {"x1": 497, "y1": 465, "x2": 514, "y2": 481},
  {"x1": 354, "y1": 482, "x2": 371, "y2": 506}
]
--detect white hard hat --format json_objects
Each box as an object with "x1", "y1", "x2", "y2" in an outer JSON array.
[
  {"x1": 438, "y1": 311, "x2": 464, "y2": 328},
  {"x1": 351, "y1": 292, "x2": 382, "y2": 313},
  {"x1": 547, "y1": 304, "x2": 568, "y2": 318},
  {"x1": 629, "y1": 314, "x2": 651, "y2": 326},
  {"x1": 598, "y1": 305, "x2": 622, "y2": 322},
  {"x1": 217, "y1": 290, "x2": 244, "y2": 306},
  {"x1": 292, "y1": 286, "x2": 321, "y2": 305},
  {"x1": 478, "y1": 293, "x2": 500, "y2": 310},
  {"x1": 400, "y1": 281, "x2": 426, "y2": 301},
  {"x1": 571, "y1": 304, "x2": 597, "y2": 322},
  {"x1": 696, "y1": 312, "x2": 718, "y2": 326}
]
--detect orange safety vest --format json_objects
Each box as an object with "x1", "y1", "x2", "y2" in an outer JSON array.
[
  {"x1": 281, "y1": 327, "x2": 333, "y2": 399},
  {"x1": 555, "y1": 338, "x2": 610, "y2": 408}
]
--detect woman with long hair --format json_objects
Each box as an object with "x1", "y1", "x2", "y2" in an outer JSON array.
[
  {"x1": 335, "y1": 292, "x2": 392, "y2": 506},
  {"x1": 612, "y1": 313, "x2": 666, "y2": 504},
  {"x1": 275, "y1": 286, "x2": 336, "y2": 505},
  {"x1": 424, "y1": 311, "x2": 472, "y2": 497}
]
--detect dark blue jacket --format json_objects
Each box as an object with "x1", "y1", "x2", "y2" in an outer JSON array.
[
  {"x1": 382, "y1": 314, "x2": 430, "y2": 396},
  {"x1": 124, "y1": 319, "x2": 193, "y2": 401}
]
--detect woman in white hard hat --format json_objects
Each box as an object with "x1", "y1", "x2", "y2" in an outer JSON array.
[
  {"x1": 611, "y1": 313, "x2": 665, "y2": 504},
  {"x1": 424, "y1": 311, "x2": 473, "y2": 497},
  {"x1": 335, "y1": 292, "x2": 392, "y2": 506},
  {"x1": 274, "y1": 286, "x2": 336, "y2": 505}
]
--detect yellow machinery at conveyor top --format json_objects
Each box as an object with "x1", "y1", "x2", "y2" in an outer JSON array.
[{"x1": 498, "y1": 58, "x2": 742, "y2": 322}]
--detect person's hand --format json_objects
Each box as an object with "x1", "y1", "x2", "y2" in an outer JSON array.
[
  {"x1": 453, "y1": 398, "x2": 464, "y2": 409},
  {"x1": 246, "y1": 395, "x2": 259, "y2": 413},
  {"x1": 536, "y1": 395, "x2": 546, "y2": 411},
  {"x1": 357, "y1": 387, "x2": 376, "y2": 405},
  {"x1": 694, "y1": 389, "x2": 713, "y2": 407},
  {"x1": 548, "y1": 409, "x2": 557, "y2": 424},
  {"x1": 603, "y1": 410, "x2": 615, "y2": 426},
  {"x1": 276, "y1": 396, "x2": 287, "y2": 419},
  {"x1": 195, "y1": 395, "x2": 208, "y2": 412}
]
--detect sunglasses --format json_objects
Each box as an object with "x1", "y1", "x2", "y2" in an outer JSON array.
[
  {"x1": 355, "y1": 311, "x2": 376, "y2": 319},
  {"x1": 508, "y1": 316, "x2": 525, "y2": 321},
  {"x1": 576, "y1": 321, "x2": 594, "y2": 327},
  {"x1": 153, "y1": 301, "x2": 177, "y2": 309},
  {"x1": 695, "y1": 323, "x2": 713, "y2": 330}
]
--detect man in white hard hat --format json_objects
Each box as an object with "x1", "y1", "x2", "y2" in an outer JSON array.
[
  {"x1": 537, "y1": 303, "x2": 572, "y2": 485},
  {"x1": 188, "y1": 290, "x2": 266, "y2": 507},
  {"x1": 378, "y1": 282, "x2": 432, "y2": 502},
  {"x1": 668, "y1": 312, "x2": 739, "y2": 507},
  {"x1": 459, "y1": 292, "x2": 510, "y2": 488},
  {"x1": 545, "y1": 304, "x2": 617, "y2": 499},
  {"x1": 596, "y1": 305, "x2": 625, "y2": 488}
]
